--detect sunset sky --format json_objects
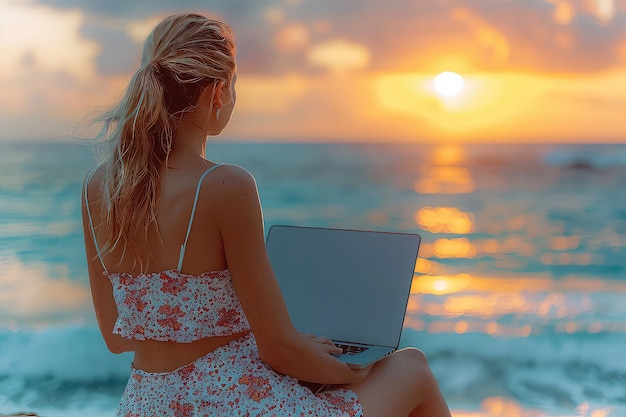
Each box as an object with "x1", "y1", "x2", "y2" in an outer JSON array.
[{"x1": 1, "y1": 0, "x2": 625, "y2": 143}]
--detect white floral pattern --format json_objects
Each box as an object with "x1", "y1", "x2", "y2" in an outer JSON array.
[
  {"x1": 116, "y1": 333, "x2": 362, "y2": 417},
  {"x1": 107, "y1": 269, "x2": 250, "y2": 342}
]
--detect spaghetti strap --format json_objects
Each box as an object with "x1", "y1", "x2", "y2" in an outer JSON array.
[
  {"x1": 177, "y1": 164, "x2": 224, "y2": 271},
  {"x1": 84, "y1": 165, "x2": 108, "y2": 272}
]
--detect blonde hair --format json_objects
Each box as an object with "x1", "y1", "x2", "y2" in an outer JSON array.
[{"x1": 91, "y1": 13, "x2": 236, "y2": 261}]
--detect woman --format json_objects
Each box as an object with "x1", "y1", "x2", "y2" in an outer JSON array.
[{"x1": 82, "y1": 13, "x2": 451, "y2": 417}]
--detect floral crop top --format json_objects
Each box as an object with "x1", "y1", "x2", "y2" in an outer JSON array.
[
  {"x1": 86, "y1": 165, "x2": 251, "y2": 343},
  {"x1": 107, "y1": 269, "x2": 251, "y2": 342}
]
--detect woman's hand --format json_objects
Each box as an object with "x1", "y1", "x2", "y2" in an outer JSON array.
[
  {"x1": 296, "y1": 332, "x2": 376, "y2": 385},
  {"x1": 298, "y1": 333, "x2": 374, "y2": 386},
  {"x1": 300, "y1": 333, "x2": 343, "y2": 356}
]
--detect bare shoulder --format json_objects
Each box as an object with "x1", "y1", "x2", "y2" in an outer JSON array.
[
  {"x1": 206, "y1": 164, "x2": 258, "y2": 196},
  {"x1": 203, "y1": 164, "x2": 262, "y2": 224}
]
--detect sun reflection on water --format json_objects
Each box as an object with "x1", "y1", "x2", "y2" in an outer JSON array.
[
  {"x1": 450, "y1": 396, "x2": 615, "y2": 416},
  {"x1": 407, "y1": 271, "x2": 626, "y2": 337},
  {"x1": 414, "y1": 145, "x2": 476, "y2": 194},
  {"x1": 415, "y1": 206, "x2": 475, "y2": 234},
  {"x1": 413, "y1": 272, "x2": 626, "y2": 295},
  {"x1": 400, "y1": 144, "x2": 624, "y2": 413},
  {"x1": 414, "y1": 167, "x2": 475, "y2": 194},
  {"x1": 433, "y1": 238, "x2": 477, "y2": 259}
]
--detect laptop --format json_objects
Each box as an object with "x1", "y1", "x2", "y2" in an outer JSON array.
[{"x1": 266, "y1": 225, "x2": 421, "y2": 369}]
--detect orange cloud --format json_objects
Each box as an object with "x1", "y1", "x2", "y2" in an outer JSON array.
[
  {"x1": 264, "y1": 7, "x2": 286, "y2": 24},
  {"x1": 307, "y1": 39, "x2": 370, "y2": 73},
  {"x1": 236, "y1": 74, "x2": 310, "y2": 113},
  {"x1": 551, "y1": 1, "x2": 575, "y2": 25},
  {"x1": 275, "y1": 23, "x2": 311, "y2": 53},
  {"x1": 584, "y1": 0, "x2": 617, "y2": 24},
  {"x1": 452, "y1": 7, "x2": 511, "y2": 67},
  {"x1": 126, "y1": 15, "x2": 165, "y2": 43}
]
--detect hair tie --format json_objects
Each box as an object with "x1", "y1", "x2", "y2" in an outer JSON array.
[
  {"x1": 148, "y1": 61, "x2": 160, "y2": 72},
  {"x1": 140, "y1": 61, "x2": 160, "y2": 75}
]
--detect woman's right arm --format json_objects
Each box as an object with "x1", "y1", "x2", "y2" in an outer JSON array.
[{"x1": 213, "y1": 165, "x2": 367, "y2": 385}]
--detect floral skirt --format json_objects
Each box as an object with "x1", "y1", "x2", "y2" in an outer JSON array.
[{"x1": 116, "y1": 333, "x2": 363, "y2": 417}]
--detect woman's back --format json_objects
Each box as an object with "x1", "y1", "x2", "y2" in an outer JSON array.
[
  {"x1": 85, "y1": 160, "x2": 252, "y2": 372},
  {"x1": 98, "y1": 160, "x2": 228, "y2": 276}
]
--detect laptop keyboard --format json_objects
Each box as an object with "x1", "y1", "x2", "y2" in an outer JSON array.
[{"x1": 334, "y1": 343, "x2": 369, "y2": 355}]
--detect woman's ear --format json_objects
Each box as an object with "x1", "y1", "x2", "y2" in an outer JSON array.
[
  {"x1": 198, "y1": 80, "x2": 226, "y2": 109},
  {"x1": 213, "y1": 80, "x2": 227, "y2": 109}
]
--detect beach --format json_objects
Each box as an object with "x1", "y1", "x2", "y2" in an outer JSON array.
[{"x1": 1, "y1": 141, "x2": 624, "y2": 416}]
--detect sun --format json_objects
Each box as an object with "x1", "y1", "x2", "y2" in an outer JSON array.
[{"x1": 434, "y1": 71, "x2": 465, "y2": 98}]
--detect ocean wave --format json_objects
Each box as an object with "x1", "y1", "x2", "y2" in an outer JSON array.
[
  {"x1": 0, "y1": 326, "x2": 132, "y2": 381},
  {"x1": 401, "y1": 329, "x2": 626, "y2": 412},
  {"x1": 2, "y1": 326, "x2": 624, "y2": 398},
  {"x1": 0, "y1": 325, "x2": 624, "y2": 415}
]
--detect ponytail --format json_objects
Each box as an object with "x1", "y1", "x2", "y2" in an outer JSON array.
[{"x1": 92, "y1": 61, "x2": 171, "y2": 263}]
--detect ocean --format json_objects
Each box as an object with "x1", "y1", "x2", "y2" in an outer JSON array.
[{"x1": 0, "y1": 141, "x2": 624, "y2": 417}]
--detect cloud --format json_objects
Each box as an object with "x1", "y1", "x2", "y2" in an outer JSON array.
[
  {"x1": 0, "y1": 0, "x2": 98, "y2": 80},
  {"x1": 275, "y1": 23, "x2": 311, "y2": 53},
  {"x1": 307, "y1": 39, "x2": 370, "y2": 73},
  {"x1": 34, "y1": 0, "x2": 242, "y2": 18},
  {"x1": 456, "y1": 0, "x2": 626, "y2": 73},
  {"x1": 80, "y1": 23, "x2": 141, "y2": 76},
  {"x1": 236, "y1": 74, "x2": 310, "y2": 114},
  {"x1": 126, "y1": 14, "x2": 165, "y2": 43},
  {"x1": 29, "y1": 0, "x2": 626, "y2": 75}
]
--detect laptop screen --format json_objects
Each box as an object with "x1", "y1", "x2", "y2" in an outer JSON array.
[{"x1": 266, "y1": 225, "x2": 421, "y2": 348}]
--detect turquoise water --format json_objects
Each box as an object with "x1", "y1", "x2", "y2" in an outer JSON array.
[{"x1": 0, "y1": 141, "x2": 625, "y2": 416}]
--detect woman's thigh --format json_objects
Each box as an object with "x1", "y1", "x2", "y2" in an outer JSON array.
[{"x1": 343, "y1": 348, "x2": 444, "y2": 417}]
